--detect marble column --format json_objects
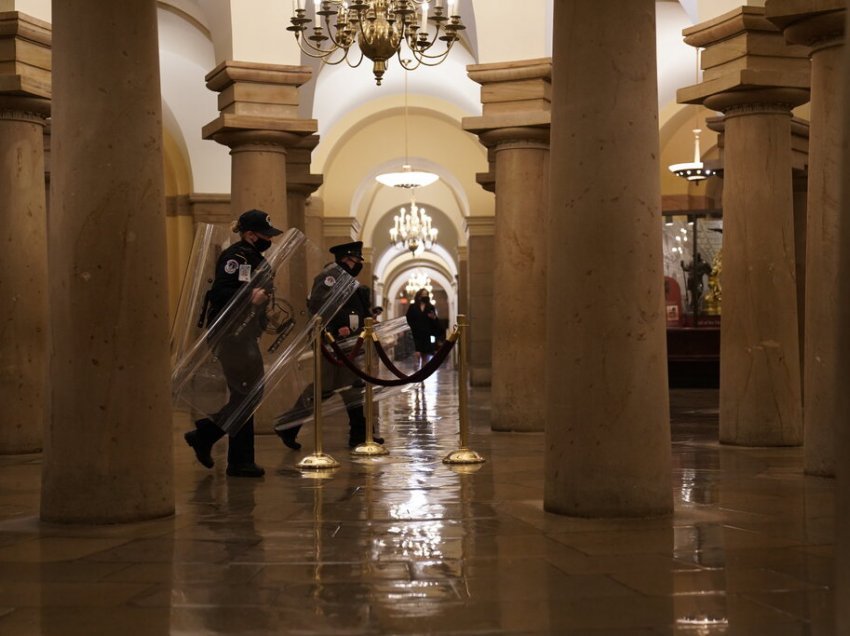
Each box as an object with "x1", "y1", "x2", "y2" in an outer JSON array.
[
  {"x1": 286, "y1": 134, "x2": 323, "y2": 312},
  {"x1": 203, "y1": 62, "x2": 316, "y2": 229},
  {"x1": 42, "y1": 0, "x2": 173, "y2": 522},
  {"x1": 679, "y1": 6, "x2": 810, "y2": 446},
  {"x1": 456, "y1": 246, "x2": 469, "y2": 319},
  {"x1": 0, "y1": 12, "x2": 50, "y2": 454},
  {"x1": 768, "y1": 0, "x2": 846, "y2": 475},
  {"x1": 835, "y1": 8, "x2": 850, "y2": 630},
  {"x1": 322, "y1": 216, "x2": 361, "y2": 255},
  {"x1": 465, "y1": 217, "x2": 494, "y2": 387},
  {"x1": 545, "y1": 0, "x2": 672, "y2": 517},
  {"x1": 463, "y1": 59, "x2": 550, "y2": 431}
]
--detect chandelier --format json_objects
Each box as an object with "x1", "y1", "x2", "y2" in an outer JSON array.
[
  {"x1": 288, "y1": 0, "x2": 466, "y2": 86},
  {"x1": 668, "y1": 128, "x2": 716, "y2": 182},
  {"x1": 668, "y1": 48, "x2": 716, "y2": 184},
  {"x1": 390, "y1": 193, "x2": 438, "y2": 254},
  {"x1": 405, "y1": 270, "x2": 432, "y2": 297}
]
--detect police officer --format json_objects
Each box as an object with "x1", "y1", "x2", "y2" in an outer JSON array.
[
  {"x1": 184, "y1": 209, "x2": 283, "y2": 477},
  {"x1": 274, "y1": 241, "x2": 384, "y2": 450}
]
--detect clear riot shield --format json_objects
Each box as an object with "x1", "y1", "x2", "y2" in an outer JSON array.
[
  {"x1": 171, "y1": 226, "x2": 359, "y2": 435},
  {"x1": 169, "y1": 222, "x2": 233, "y2": 368},
  {"x1": 272, "y1": 316, "x2": 416, "y2": 434}
]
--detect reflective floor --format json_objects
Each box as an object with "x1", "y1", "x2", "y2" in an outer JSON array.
[{"x1": 0, "y1": 370, "x2": 835, "y2": 634}]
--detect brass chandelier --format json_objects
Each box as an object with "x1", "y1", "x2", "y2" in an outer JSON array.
[
  {"x1": 390, "y1": 192, "x2": 438, "y2": 255},
  {"x1": 288, "y1": 0, "x2": 466, "y2": 86}
]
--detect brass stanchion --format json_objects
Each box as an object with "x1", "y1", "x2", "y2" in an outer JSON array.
[
  {"x1": 297, "y1": 322, "x2": 340, "y2": 470},
  {"x1": 443, "y1": 314, "x2": 485, "y2": 464},
  {"x1": 352, "y1": 317, "x2": 389, "y2": 457}
]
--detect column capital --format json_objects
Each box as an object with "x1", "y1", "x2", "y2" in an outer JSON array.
[
  {"x1": 678, "y1": 6, "x2": 810, "y2": 111},
  {"x1": 212, "y1": 128, "x2": 304, "y2": 151},
  {"x1": 287, "y1": 133, "x2": 324, "y2": 196},
  {"x1": 462, "y1": 57, "x2": 551, "y2": 136},
  {"x1": 0, "y1": 11, "x2": 51, "y2": 99},
  {"x1": 464, "y1": 215, "x2": 495, "y2": 237},
  {"x1": 766, "y1": 0, "x2": 845, "y2": 51},
  {"x1": 477, "y1": 126, "x2": 550, "y2": 150},
  {"x1": 202, "y1": 60, "x2": 317, "y2": 143},
  {"x1": 0, "y1": 94, "x2": 49, "y2": 122},
  {"x1": 322, "y1": 216, "x2": 361, "y2": 240}
]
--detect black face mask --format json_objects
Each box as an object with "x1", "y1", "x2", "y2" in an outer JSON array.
[
  {"x1": 339, "y1": 259, "x2": 363, "y2": 277},
  {"x1": 252, "y1": 237, "x2": 272, "y2": 252}
]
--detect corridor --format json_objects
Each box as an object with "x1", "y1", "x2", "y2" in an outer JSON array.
[{"x1": 0, "y1": 371, "x2": 834, "y2": 634}]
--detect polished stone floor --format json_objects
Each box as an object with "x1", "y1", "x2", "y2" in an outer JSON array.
[{"x1": 0, "y1": 369, "x2": 835, "y2": 635}]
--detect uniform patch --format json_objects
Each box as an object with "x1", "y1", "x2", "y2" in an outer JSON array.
[
  {"x1": 238, "y1": 264, "x2": 252, "y2": 282},
  {"x1": 324, "y1": 275, "x2": 336, "y2": 287},
  {"x1": 224, "y1": 259, "x2": 239, "y2": 274}
]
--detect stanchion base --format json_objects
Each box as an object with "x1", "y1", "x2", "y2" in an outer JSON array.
[
  {"x1": 297, "y1": 453, "x2": 341, "y2": 470},
  {"x1": 351, "y1": 441, "x2": 389, "y2": 457},
  {"x1": 442, "y1": 448, "x2": 486, "y2": 465}
]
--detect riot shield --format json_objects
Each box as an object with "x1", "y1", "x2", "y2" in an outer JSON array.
[
  {"x1": 171, "y1": 226, "x2": 359, "y2": 435},
  {"x1": 271, "y1": 316, "x2": 416, "y2": 435},
  {"x1": 169, "y1": 222, "x2": 232, "y2": 369}
]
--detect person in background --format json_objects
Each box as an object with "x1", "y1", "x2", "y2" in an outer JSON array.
[{"x1": 405, "y1": 288, "x2": 439, "y2": 368}]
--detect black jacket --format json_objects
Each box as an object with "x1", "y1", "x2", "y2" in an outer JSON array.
[
  {"x1": 206, "y1": 240, "x2": 271, "y2": 333},
  {"x1": 307, "y1": 262, "x2": 370, "y2": 337}
]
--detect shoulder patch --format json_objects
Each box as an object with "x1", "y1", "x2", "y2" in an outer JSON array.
[
  {"x1": 224, "y1": 259, "x2": 239, "y2": 274},
  {"x1": 324, "y1": 275, "x2": 336, "y2": 287}
]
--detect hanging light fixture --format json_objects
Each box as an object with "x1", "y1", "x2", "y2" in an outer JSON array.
[
  {"x1": 668, "y1": 48, "x2": 716, "y2": 184},
  {"x1": 375, "y1": 67, "x2": 438, "y2": 189},
  {"x1": 405, "y1": 270, "x2": 433, "y2": 297},
  {"x1": 287, "y1": 0, "x2": 466, "y2": 86},
  {"x1": 668, "y1": 128, "x2": 716, "y2": 182},
  {"x1": 389, "y1": 191, "x2": 438, "y2": 255}
]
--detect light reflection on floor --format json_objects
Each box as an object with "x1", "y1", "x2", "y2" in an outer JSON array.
[{"x1": 0, "y1": 374, "x2": 835, "y2": 634}]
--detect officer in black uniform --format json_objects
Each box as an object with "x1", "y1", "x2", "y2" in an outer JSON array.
[
  {"x1": 184, "y1": 209, "x2": 283, "y2": 477},
  {"x1": 274, "y1": 241, "x2": 384, "y2": 450}
]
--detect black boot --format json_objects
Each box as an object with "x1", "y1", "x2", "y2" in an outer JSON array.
[
  {"x1": 347, "y1": 407, "x2": 384, "y2": 447},
  {"x1": 227, "y1": 417, "x2": 263, "y2": 476},
  {"x1": 226, "y1": 463, "x2": 265, "y2": 477},
  {"x1": 275, "y1": 425, "x2": 302, "y2": 451},
  {"x1": 185, "y1": 418, "x2": 219, "y2": 468}
]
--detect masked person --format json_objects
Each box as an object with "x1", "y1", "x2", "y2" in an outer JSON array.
[
  {"x1": 274, "y1": 241, "x2": 384, "y2": 450},
  {"x1": 406, "y1": 288, "x2": 440, "y2": 368},
  {"x1": 184, "y1": 209, "x2": 283, "y2": 477}
]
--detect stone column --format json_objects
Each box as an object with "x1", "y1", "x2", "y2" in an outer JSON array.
[
  {"x1": 768, "y1": 0, "x2": 846, "y2": 475},
  {"x1": 835, "y1": 8, "x2": 850, "y2": 633},
  {"x1": 791, "y1": 118, "x2": 809, "y2": 389},
  {"x1": 203, "y1": 62, "x2": 316, "y2": 229},
  {"x1": 679, "y1": 6, "x2": 810, "y2": 446},
  {"x1": 456, "y1": 246, "x2": 469, "y2": 319},
  {"x1": 286, "y1": 134, "x2": 322, "y2": 310},
  {"x1": 836, "y1": 7, "x2": 850, "y2": 630},
  {"x1": 0, "y1": 12, "x2": 50, "y2": 454},
  {"x1": 463, "y1": 59, "x2": 550, "y2": 432},
  {"x1": 42, "y1": 0, "x2": 173, "y2": 522},
  {"x1": 304, "y1": 195, "x2": 324, "y2": 279},
  {"x1": 465, "y1": 216, "x2": 494, "y2": 387},
  {"x1": 545, "y1": 0, "x2": 672, "y2": 517},
  {"x1": 322, "y1": 217, "x2": 361, "y2": 253}
]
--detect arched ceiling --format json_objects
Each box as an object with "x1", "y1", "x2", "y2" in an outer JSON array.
[{"x1": 117, "y1": 0, "x2": 783, "y2": 289}]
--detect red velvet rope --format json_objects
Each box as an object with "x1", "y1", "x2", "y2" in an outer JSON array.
[
  {"x1": 325, "y1": 336, "x2": 456, "y2": 386},
  {"x1": 320, "y1": 334, "x2": 364, "y2": 366}
]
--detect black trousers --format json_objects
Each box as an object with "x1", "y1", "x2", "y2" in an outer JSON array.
[
  {"x1": 276, "y1": 358, "x2": 364, "y2": 440},
  {"x1": 197, "y1": 333, "x2": 265, "y2": 466}
]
